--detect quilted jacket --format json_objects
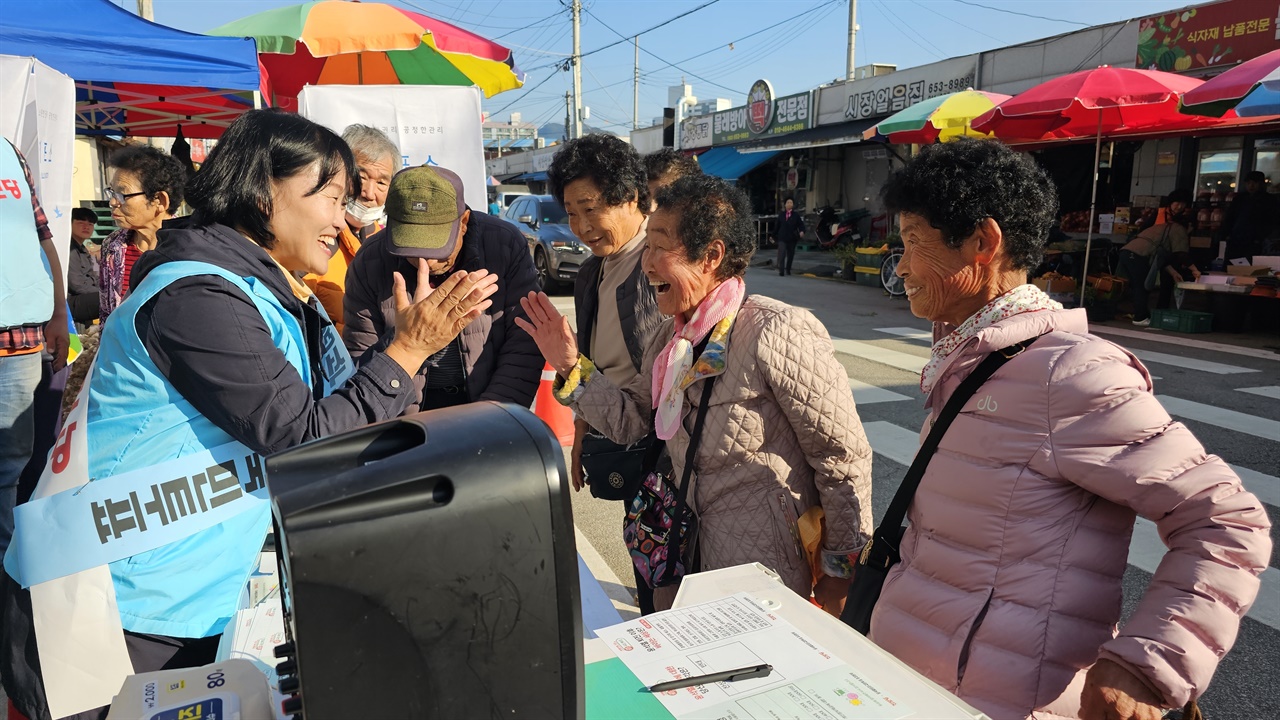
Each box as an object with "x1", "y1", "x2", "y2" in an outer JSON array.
[
  {"x1": 567, "y1": 294, "x2": 874, "y2": 597},
  {"x1": 869, "y1": 307, "x2": 1271, "y2": 719}
]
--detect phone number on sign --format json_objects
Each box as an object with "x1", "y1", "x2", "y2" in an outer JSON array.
[{"x1": 927, "y1": 76, "x2": 975, "y2": 97}]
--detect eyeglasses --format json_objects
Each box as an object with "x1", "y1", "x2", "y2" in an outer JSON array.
[{"x1": 106, "y1": 189, "x2": 148, "y2": 205}]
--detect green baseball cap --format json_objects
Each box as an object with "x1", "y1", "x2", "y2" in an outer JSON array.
[{"x1": 386, "y1": 165, "x2": 466, "y2": 260}]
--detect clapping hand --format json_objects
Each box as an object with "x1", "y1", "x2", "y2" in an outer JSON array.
[
  {"x1": 384, "y1": 260, "x2": 499, "y2": 375},
  {"x1": 514, "y1": 291, "x2": 579, "y2": 377}
]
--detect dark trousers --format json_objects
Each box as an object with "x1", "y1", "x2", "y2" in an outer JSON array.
[
  {"x1": 776, "y1": 240, "x2": 796, "y2": 275},
  {"x1": 1119, "y1": 250, "x2": 1151, "y2": 321},
  {"x1": 3, "y1": 571, "x2": 220, "y2": 720}
]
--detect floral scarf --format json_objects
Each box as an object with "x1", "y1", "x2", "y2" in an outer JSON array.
[
  {"x1": 651, "y1": 276, "x2": 746, "y2": 440},
  {"x1": 919, "y1": 283, "x2": 1062, "y2": 395},
  {"x1": 98, "y1": 228, "x2": 134, "y2": 322}
]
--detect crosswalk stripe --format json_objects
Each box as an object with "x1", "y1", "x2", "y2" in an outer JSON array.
[
  {"x1": 1238, "y1": 386, "x2": 1280, "y2": 400},
  {"x1": 849, "y1": 378, "x2": 911, "y2": 405},
  {"x1": 1130, "y1": 518, "x2": 1280, "y2": 631},
  {"x1": 831, "y1": 338, "x2": 928, "y2": 374},
  {"x1": 875, "y1": 327, "x2": 933, "y2": 341},
  {"x1": 1130, "y1": 349, "x2": 1259, "y2": 375},
  {"x1": 863, "y1": 420, "x2": 919, "y2": 466},
  {"x1": 865, "y1": 420, "x2": 1278, "y2": 630},
  {"x1": 1229, "y1": 465, "x2": 1280, "y2": 509},
  {"x1": 1157, "y1": 395, "x2": 1280, "y2": 442},
  {"x1": 1090, "y1": 324, "x2": 1280, "y2": 362}
]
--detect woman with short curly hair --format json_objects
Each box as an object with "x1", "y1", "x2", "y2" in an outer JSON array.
[
  {"x1": 519, "y1": 174, "x2": 873, "y2": 614},
  {"x1": 99, "y1": 145, "x2": 187, "y2": 320},
  {"x1": 873, "y1": 138, "x2": 1269, "y2": 719}
]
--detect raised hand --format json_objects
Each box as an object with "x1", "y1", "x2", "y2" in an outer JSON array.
[
  {"x1": 514, "y1": 291, "x2": 580, "y2": 377},
  {"x1": 385, "y1": 261, "x2": 499, "y2": 375}
]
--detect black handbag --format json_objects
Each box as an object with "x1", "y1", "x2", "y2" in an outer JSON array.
[
  {"x1": 580, "y1": 431, "x2": 657, "y2": 501},
  {"x1": 840, "y1": 337, "x2": 1040, "y2": 635}
]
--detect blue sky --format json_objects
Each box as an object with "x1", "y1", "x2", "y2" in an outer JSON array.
[{"x1": 147, "y1": 0, "x2": 1186, "y2": 131}]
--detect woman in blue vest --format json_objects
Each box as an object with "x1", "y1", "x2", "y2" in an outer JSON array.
[{"x1": 3, "y1": 109, "x2": 500, "y2": 719}]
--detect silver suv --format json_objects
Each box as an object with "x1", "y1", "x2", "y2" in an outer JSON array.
[{"x1": 501, "y1": 195, "x2": 588, "y2": 292}]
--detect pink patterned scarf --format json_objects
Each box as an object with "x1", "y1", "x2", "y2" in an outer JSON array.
[
  {"x1": 920, "y1": 283, "x2": 1062, "y2": 395},
  {"x1": 651, "y1": 276, "x2": 746, "y2": 440}
]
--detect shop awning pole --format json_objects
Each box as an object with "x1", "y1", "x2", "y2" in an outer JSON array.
[{"x1": 1079, "y1": 112, "x2": 1103, "y2": 307}]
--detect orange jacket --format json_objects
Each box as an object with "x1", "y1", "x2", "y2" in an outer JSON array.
[{"x1": 304, "y1": 225, "x2": 361, "y2": 335}]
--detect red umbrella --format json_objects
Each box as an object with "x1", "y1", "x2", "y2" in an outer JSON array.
[{"x1": 971, "y1": 66, "x2": 1213, "y2": 303}]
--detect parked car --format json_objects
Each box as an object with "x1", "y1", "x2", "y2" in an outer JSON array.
[{"x1": 501, "y1": 195, "x2": 588, "y2": 292}]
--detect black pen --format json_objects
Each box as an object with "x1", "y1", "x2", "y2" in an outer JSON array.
[{"x1": 647, "y1": 663, "x2": 773, "y2": 692}]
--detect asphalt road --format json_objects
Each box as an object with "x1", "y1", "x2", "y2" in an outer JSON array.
[{"x1": 565, "y1": 264, "x2": 1280, "y2": 718}]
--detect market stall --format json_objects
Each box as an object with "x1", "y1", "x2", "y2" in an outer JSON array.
[{"x1": 0, "y1": 0, "x2": 264, "y2": 138}]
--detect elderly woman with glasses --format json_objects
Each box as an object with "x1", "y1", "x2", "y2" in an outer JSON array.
[
  {"x1": 519, "y1": 174, "x2": 873, "y2": 614},
  {"x1": 867, "y1": 138, "x2": 1269, "y2": 720},
  {"x1": 98, "y1": 146, "x2": 187, "y2": 320}
]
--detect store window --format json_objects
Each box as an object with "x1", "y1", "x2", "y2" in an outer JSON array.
[
  {"x1": 1254, "y1": 139, "x2": 1279, "y2": 194},
  {"x1": 1194, "y1": 150, "x2": 1240, "y2": 197}
]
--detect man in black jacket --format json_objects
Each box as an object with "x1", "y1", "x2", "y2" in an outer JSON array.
[
  {"x1": 67, "y1": 207, "x2": 100, "y2": 326},
  {"x1": 775, "y1": 197, "x2": 805, "y2": 276},
  {"x1": 344, "y1": 166, "x2": 543, "y2": 412}
]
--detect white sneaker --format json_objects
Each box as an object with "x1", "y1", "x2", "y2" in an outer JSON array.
[{"x1": 1132, "y1": 318, "x2": 1151, "y2": 327}]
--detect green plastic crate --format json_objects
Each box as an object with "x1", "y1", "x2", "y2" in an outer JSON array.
[{"x1": 1151, "y1": 308, "x2": 1212, "y2": 333}]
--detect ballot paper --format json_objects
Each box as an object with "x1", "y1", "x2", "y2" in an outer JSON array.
[{"x1": 595, "y1": 593, "x2": 913, "y2": 720}]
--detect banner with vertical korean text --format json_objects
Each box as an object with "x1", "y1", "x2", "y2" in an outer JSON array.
[
  {"x1": 0, "y1": 54, "x2": 76, "y2": 281},
  {"x1": 299, "y1": 84, "x2": 487, "y2": 211}
]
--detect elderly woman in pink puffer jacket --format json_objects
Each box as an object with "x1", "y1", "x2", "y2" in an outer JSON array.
[{"x1": 870, "y1": 139, "x2": 1270, "y2": 720}]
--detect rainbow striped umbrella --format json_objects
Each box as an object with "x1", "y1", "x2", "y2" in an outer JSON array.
[
  {"x1": 211, "y1": 0, "x2": 525, "y2": 111},
  {"x1": 864, "y1": 89, "x2": 1011, "y2": 144}
]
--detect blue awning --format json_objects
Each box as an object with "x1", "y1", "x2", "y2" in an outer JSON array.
[
  {"x1": 696, "y1": 147, "x2": 780, "y2": 180},
  {"x1": 510, "y1": 171, "x2": 548, "y2": 182},
  {"x1": 0, "y1": 0, "x2": 262, "y2": 137}
]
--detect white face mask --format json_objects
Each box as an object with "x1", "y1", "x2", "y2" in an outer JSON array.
[{"x1": 346, "y1": 199, "x2": 385, "y2": 228}]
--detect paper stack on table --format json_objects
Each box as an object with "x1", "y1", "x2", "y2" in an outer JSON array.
[
  {"x1": 595, "y1": 592, "x2": 914, "y2": 720},
  {"x1": 216, "y1": 552, "x2": 289, "y2": 720}
]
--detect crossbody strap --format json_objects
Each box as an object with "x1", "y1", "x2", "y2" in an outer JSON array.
[{"x1": 877, "y1": 336, "x2": 1041, "y2": 535}]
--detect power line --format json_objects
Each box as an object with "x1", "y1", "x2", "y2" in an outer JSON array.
[
  {"x1": 584, "y1": 8, "x2": 742, "y2": 95},
  {"x1": 523, "y1": 0, "x2": 722, "y2": 72},
  {"x1": 492, "y1": 68, "x2": 566, "y2": 115},
  {"x1": 951, "y1": 0, "x2": 1089, "y2": 27},
  {"x1": 869, "y1": 0, "x2": 944, "y2": 60},
  {"x1": 905, "y1": 0, "x2": 1005, "y2": 44},
  {"x1": 1070, "y1": 18, "x2": 1131, "y2": 73}
]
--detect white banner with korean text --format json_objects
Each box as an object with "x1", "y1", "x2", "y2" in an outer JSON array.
[
  {"x1": 299, "y1": 84, "x2": 487, "y2": 211},
  {"x1": 816, "y1": 56, "x2": 979, "y2": 126}
]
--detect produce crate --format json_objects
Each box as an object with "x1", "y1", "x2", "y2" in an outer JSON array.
[
  {"x1": 1151, "y1": 308, "x2": 1213, "y2": 333},
  {"x1": 854, "y1": 246, "x2": 886, "y2": 287}
]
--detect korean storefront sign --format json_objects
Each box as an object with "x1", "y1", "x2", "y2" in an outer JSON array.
[
  {"x1": 680, "y1": 81, "x2": 814, "y2": 148},
  {"x1": 815, "y1": 55, "x2": 979, "y2": 126},
  {"x1": 1137, "y1": 0, "x2": 1276, "y2": 73}
]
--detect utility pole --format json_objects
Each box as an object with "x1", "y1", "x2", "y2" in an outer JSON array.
[
  {"x1": 564, "y1": 91, "x2": 572, "y2": 142},
  {"x1": 633, "y1": 37, "x2": 640, "y2": 131},
  {"x1": 846, "y1": 0, "x2": 858, "y2": 80},
  {"x1": 571, "y1": 0, "x2": 583, "y2": 139},
  {"x1": 137, "y1": 0, "x2": 154, "y2": 21}
]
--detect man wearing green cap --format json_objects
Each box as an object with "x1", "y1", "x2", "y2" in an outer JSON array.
[{"x1": 344, "y1": 165, "x2": 543, "y2": 412}]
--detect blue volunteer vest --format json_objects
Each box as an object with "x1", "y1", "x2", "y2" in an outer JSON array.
[
  {"x1": 0, "y1": 140, "x2": 55, "y2": 329},
  {"x1": 88, "y1": 261, "x2": 321, "y2": 638}
]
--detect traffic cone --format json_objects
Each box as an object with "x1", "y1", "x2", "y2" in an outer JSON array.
[{"x1": 534, "y1": 363, "x2": 575, "y2": 446}]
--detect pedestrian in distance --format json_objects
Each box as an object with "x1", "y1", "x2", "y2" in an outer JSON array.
[
  {"x1": 867, "y1": 137, "x2": 1270, "y2": 720},
  {"x1": 343, "y1": 165, "x2": 543, "y2": 412},
  {"x1": 67, "y1": 207, "x2": 101, "y2": 327},
  {"x1": 303, "y1": 123, "x2": 399, "y2": 336},
  {"x1": 518, "y1": 173, "x2": 873, "y2": 615},
  {"x1": 774, "y1": 197, "x2": 805, "y2": 276},
  {"x1": 1, "y1": 109, "x2": 499, "y2": 720},
  {"x1": 98, "y1": 145, "x2": 186, "y2": 322}
]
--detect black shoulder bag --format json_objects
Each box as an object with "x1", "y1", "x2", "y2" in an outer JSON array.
[{"x1": 840, "y1": 337, "x2": 1039, "y2": 635}]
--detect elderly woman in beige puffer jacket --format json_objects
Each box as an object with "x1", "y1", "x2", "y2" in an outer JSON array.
[{"x1": 518, "y1": 174, "x2": 873, "y2": 614}]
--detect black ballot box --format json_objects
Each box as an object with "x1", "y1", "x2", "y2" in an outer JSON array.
[{"x1": 265, "y1": 402, "x2": 583, "y2": 720}]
